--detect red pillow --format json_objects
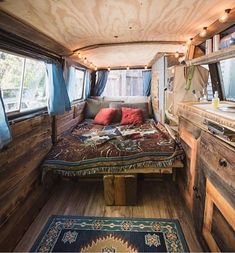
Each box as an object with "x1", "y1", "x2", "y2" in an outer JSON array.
[
  {"x1": 120, "y1": 107, "x2": 144, "y2": 125},
  {"x1": 93, "y1": 108, "x2": 118, "y2": 125}
]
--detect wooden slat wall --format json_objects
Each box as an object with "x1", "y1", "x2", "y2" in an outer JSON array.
[
  {"x1": 0, "y1": 113, "x2": 52, "y2": 251},
  {"x1": 54, "y1": 101, "x2": 86, "y2": 142}
]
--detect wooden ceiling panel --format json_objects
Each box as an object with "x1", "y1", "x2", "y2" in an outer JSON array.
[
  {"x1": 1, "y1": 0, "x2": 235, "y2": 50},
  {"x1": 1, "y1": 0, "x2": 235, "y2": 67}
]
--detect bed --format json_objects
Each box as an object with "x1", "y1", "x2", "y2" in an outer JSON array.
[
  {"x1": 42, "y1": 99, "x2": 184, "y2": 205},
  {"x1": 42, "y1": 118, "x2": 184, "y2": 178}
]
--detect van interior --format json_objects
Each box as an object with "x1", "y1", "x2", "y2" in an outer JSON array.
[{"x1": 0, "y1": 1, "x2": 235, "y2": 252}]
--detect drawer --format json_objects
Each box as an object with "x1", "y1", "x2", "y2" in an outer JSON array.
[{"x1": 199, "y1": 132, "x2": 235, "y2": 191}]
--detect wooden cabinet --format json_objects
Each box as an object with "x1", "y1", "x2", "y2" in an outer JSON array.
[
  {"x1": 193, "y1": 132, "x2": 235, "y2": 251},
  {"x1": 178, "y1": 117, "x2": 201, "y2": 211}
]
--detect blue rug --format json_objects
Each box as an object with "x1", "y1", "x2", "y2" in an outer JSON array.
[{"x1": 31, "y1": 215, "x2": 189, "y2": 252}]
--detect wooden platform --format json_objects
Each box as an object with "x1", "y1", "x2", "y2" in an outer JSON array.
[{"x1": 14, "y1": 180, "x2": 202, "y2": 252}]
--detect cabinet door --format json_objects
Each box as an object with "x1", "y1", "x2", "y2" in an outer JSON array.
[{"x1": 203, "y1": 179, "x2": 235, "y2": 252}]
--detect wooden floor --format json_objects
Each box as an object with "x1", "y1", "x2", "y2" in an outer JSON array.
[{"x1": 14, "y1": 178, "x2": 202, "y2": 252}]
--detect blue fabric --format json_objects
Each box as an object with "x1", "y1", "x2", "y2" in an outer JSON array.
[
  {"x1": 47, "y1": 63, "x2": 71, "y2": 115},
  {"x1": 84, "y1": 70, "x2": 91, "y2": 98},
  {"x1": 143, "y1": 70, "x2": 152, "y2": 96},
  {"x1": 94, "y1": 70, "x2": 109, "y2": 96},
  {"x1": 0, "y1": 91, "x2": 12, "y2": 149}
]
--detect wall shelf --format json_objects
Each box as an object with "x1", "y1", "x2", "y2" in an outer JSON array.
[{"x1": 186, "y1": 45, "x2": 235, "y2": 66}]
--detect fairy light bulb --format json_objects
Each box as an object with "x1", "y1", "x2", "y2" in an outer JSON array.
[
  {"x1": 144, "y1": 65, "x2": 147, "y2": 69},
  {"x1": 174, "y1": 51, "x2": 179, "y2": 58},
  {"x1": 94, "y1": 66, "x2": 97, "y2": 71},
  {"x1": 77, "y1": 52, "x2": 82, "y2": 59},
  {"x1": 199, "y1": 27, "x2": 207, "y2": 37},
  {"x1": 126, "y1": 66, "x2": 130, "y2": 70},
  {"x1": 84, "y1": 58, "x2": 87, "y2": 63},
  {"x1": 108, "y1": 67, "x2": 111, "y2": 71},
  {"x1": 219, "y1": 9, "x2": 231, "y2": 23}
]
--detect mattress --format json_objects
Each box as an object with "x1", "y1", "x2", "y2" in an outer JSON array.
[{"x1": 42, "y1": 119, "x2": 184, "y2": 177}]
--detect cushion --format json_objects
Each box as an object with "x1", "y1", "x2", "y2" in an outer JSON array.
[
  {"x1": 120, "y1": 107, "x2": 144, "y2": 125},
  {"x1": 93, "y1": 108, "x2": 118, "y2": 125},
  {"x1": 85, "y1": 98, "x2": 110, "y2": 119},
  {"x1": 109, "y1": 102, "x2": 150, "y2": 122}
]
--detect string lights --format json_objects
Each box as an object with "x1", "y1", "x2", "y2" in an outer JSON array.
[
  {"x1": 219, "y1": 9, "x2": 231, "y2": 23},
  {"x1": 199, "y1": 27, "x2": 208, "y2": 37}
]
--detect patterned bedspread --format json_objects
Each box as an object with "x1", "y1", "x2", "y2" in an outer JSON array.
[{"x1": 42, "y1": 119, "x2": 184, "y2": 177}]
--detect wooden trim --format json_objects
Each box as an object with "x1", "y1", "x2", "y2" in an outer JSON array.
[
  {"x1": 191, "y1": 7, "x2": 235, "y2": 46},
  {"x1": 179, "y1": 127, "x2": 199, "y2": 211},
  {"x1": 0, "y1": 10, "x2": 71, "y2": 56},
  {"x1": 186, "y1": 45, "x2": 235, "y2": 66},
  {"x1": 208, "y1": 63, "x2": 224, "y2": 100},
  {"x1": 202, "y1": 179, "x2": 235, "y2": 252},
  {"x1": 74, "y1": 41, "x2": 185, "y2": 53}
]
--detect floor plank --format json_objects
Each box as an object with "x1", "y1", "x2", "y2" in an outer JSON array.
[{"x1": 14, "y1": 179, "x2": 202, "y2": 252}]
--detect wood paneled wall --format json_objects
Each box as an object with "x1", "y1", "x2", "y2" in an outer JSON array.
[
  {"x1": 53, "y1": 101, "x2": 86, "y2": 142},
  {"x1": 0, "y1": 113, "x2": 52, "y2": 251}
]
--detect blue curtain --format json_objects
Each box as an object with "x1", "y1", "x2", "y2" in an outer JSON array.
[
  {"x1": 93, "y1": 70, "x2": 109, "y2": 96},
  {"x1": 47, "y1": 63, "x2": 71, "y2": 115},
  {"x1": 143, "y1": 70, "x2": 152, "y2": 96},
  {"x1": 66, "y1": 65, "x2": 76, "y2": 102},
  {"x1": 84, "y1": 70, "x2": 91, "y2": 98},
  {"x1": 0, "y1": 91, "x2": 12, "y2": 149}
]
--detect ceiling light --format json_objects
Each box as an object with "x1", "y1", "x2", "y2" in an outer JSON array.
[
  {"x1": 84, "y1": 58, "x2": 87, "y2": 63},
  {"x1": 174, "y1": 52, "x2": 179, "y2": 58},
  {"x1": 219, "y1": 9, "x2": 231, "y2": 23},
  {"x1": 108, "y1": 67, "x2": 111, "y2": 71},
  {"x1": 199, "y1": 27, "x2": 208, "y2": 37},
  {"x1": 144, "y1": 65, "x2": 147, "y2": 69},
  {"x1": 186, "y1": 38, "x2": 193, "y2": 45},
  {"x1": 77, "y1": 52, "x2": 82, "y2": 59},
  {"x1": 126, "y1": 66, "x2": 130, "y2": 70}
]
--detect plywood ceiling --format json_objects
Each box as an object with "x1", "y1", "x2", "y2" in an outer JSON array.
[
  {"x1": 70, "y1": 44, "x2": 184, "y2": 68},
  {"x1": 1, "y1": 0, "x2": 235, "y2": 67}
]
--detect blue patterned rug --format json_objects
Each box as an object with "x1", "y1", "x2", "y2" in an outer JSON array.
[{"x1": 31, "y1": 216, "x2": 189, "y2": 252}]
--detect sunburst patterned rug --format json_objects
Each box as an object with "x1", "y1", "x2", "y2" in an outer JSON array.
[{"x1": 31, "y1": 215, "x2": 189, "y2": 252}]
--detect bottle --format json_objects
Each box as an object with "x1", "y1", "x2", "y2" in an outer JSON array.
[{"x1": 212, "y1": 91, "x2": 220, "y2": 109}]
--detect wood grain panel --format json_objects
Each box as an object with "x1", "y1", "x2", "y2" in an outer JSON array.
[
  {"x1": 0, "y1": 114, "x2": 52, "y2": 251},
  {"x1": 1, "y1": 0, "x2": 234, "y2": 49},
  {"x1": 202, "y1": 179, "x2": 235, "y2": 252},
  {"x1": 54, "y1": 101, "x2": 85, "y2": 142},
  {"x1": 1, "y1": 0, "x2": 235, "y2": 67}
]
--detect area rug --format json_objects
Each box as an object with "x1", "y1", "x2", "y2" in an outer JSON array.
[{"x1": 31, "y1": 215, "x2": 189, "y2": 252}]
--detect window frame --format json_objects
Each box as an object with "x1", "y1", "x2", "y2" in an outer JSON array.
[
  {"x1": 70, "y1": 67, "x2": 85, "y2": 103},
  {"x1": 0, "y1": 50, "x2": 48, "y2": 117},
  {"x1": 217, "y1": 59, "x2": 235, "y2": 102}
]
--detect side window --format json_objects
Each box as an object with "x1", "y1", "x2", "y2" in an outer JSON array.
[
  {"x1": 218, "y1": 58, "x2": 235, "y2": 102},
  {"x1": 68, "y1": 68, "x2": 85, "y2": 102},
  {"x1": 0, "y1": 51, "x2": 47, "y2": 114}
]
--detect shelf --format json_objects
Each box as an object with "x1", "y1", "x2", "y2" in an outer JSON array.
[{"x1": 186, "y1": 45, "x2": 235, "y2": 66}]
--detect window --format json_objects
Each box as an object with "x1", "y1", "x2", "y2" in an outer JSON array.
[
  {"x1": 201, "y1": 65, "x2": 213, "y2": 100},
  {"x1": 218, "y1": 58, "x2": 235, "y2": 101},
  {"x1": 102, "y1": 69, "x2": 145, "y2": 96},
  {"x1": 68, "y1": 68, "x2": 85, "y2": 102},
  {"x1": 0, "y1": 51, "x2": 47, "y2": 114}
]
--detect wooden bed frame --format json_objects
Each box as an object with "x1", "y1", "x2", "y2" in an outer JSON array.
[{"x1": 102, "y1": 160, "x2": 184, "y2": 206}]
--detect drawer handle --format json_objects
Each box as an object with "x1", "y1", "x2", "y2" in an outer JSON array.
[{"x1": 219, "y1": 159, "x2": 227, "y2": 167}]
